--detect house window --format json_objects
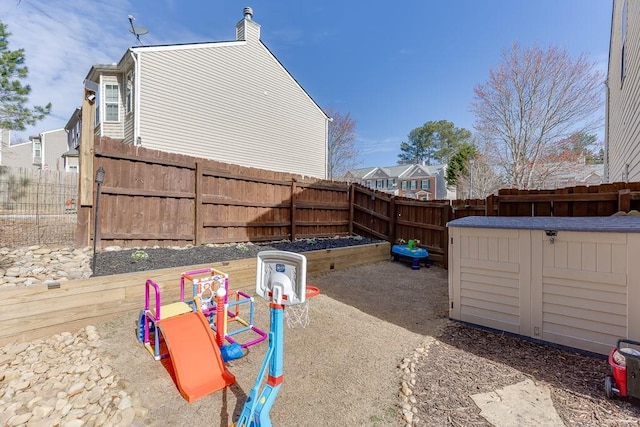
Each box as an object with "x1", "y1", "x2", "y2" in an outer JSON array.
[
  {"x1": 68, "y1": 165, "x2": 78, "y2": 173},
  {"x1": 376, "y1": 179, "x2": 384, "y2": 189},
  {"x1": 126, "y1": 71, "x2": 133, "y2": 114},
  {"x1": 33, "y1": 141, "x2": 41, "y2": 159},
  {"x1": 366, "y1": 180, "x2": 372, "y2": 188},
  {"x1": 105, "y1": 84, "x2": 119, "y2": 122},
  {"x1": 622, "y1": 0, "x2": 628, "y2": 84},
  {"x1": 401, "y1": 181, "x2": 407, "y2": 190},
  {"x1": 421, "y1": 179, "x2": 430, "y2": 189},
  {"x1": 410, "y1": 180, "x2": 417, "y2": 190}
]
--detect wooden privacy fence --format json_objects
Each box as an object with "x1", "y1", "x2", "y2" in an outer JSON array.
[
  {"x1": 451, "y1": 183, "x2": 640, "y2": 219},
  {"x1": 77, "y1": 138, "x2": 350, "y2": 249},
  {"x1": 489, "y1": 183, "x2": 640, "y2": 216},
  {"x1": 349, "y1": 182, "x2": 640, "y2": 268},
  {"x1": 349, "y1": 184, "x2": 451, "y2": 266},
  {"x1": 77, "y1": 138, "x2": 640, "y2": 269}
]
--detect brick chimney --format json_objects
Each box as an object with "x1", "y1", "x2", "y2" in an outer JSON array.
[{"x1": 236, "y1": 7, "x2": 261, "y2": 42}]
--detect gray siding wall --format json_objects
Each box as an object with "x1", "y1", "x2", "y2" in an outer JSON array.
[
  {"x1": 0, "y1": 129, "x2": 9, "y2": 165},
  {"x1": 123, "y1": 63, "x2": 135, "y2": 145},
  {"x1": 607, "y1": 0, "x2": 640, "y2": 182},
  {"x1": 4, "y1": 142, "x2": 33, "y2": 169},
  {"x1": 42, "y1": 129, "x2": 69, "y2": 171},
  {"x1": 124, "y1": 99, "x2": 135, "y2": 144},
  {"x1": 137, "y1": 42, "x2": 327, "y2": 178}
]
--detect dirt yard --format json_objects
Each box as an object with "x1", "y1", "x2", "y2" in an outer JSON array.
[{"x1": 95, "y1": 260, "x2": 640, "y2": 426}]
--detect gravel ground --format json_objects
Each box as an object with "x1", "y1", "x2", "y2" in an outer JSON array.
[
  {"x1": 92, "y1": 237, "x2": 380, "y2": 277},
  {"x1": 96, "y1": 260, "x2": 438, "y2": 426},
  {"x1": 89, "y1": 237, "x2": 640, "y2": 425}
]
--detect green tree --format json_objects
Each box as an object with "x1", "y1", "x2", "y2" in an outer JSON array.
[
  {"x1": 568, "y1": 132, "x2": 597, "y2": 157},
  {"x1": 398, "y1": 120, "x2": 471, "y2": 165},
  {"x1": 0, "y1": 21, "x2": 51, "y2": 131},
  {"x1": 563, "y1": 132, "x2": 604, "y2": 164},
  {"x1": 446, "y1": 142, "x2": 477, "y2": 185}
]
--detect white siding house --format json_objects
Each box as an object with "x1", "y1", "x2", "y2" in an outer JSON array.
[
  {"x1": 606, "y1": 0, "x2": 640, "y2": 182},
  {"x1": 84, "y1": 8, "x2": 328, "y2": 179},
  {"x1": 63, "y1": 108, "x2": 81, "y2": 173},
  {"x1": 0, "y1": 129, "x2": 68, "y2": 171}
]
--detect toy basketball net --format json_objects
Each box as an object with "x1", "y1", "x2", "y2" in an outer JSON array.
[
  {"x1": 255, "y1": 251, "x2": 320, "y2": 328},
  {"x1": 285, "y1": 286, "x2": 319, "y2": 328}
]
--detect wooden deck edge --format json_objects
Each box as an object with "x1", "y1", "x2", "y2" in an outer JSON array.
[{"x1": 0, "y1": 242, "x2": 390, "y2": 346}]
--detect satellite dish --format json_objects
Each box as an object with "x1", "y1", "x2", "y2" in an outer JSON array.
[{"x1": 128, "y1": 15, "x2": 149, "y2": 45}]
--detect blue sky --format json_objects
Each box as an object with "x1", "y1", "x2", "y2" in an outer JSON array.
[{"x1": 1, "y1": 1, "x2": 611, "y2": 168}]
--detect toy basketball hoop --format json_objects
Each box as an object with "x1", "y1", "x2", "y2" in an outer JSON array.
[
  {"x1": 256, "y1": 251, "x2": 320, "y2": 328},
  {"x1": 285, "y1": 285, "x2": 320, "y2": 329},
  {"x1": 236, "y1": 251, "x2": 317, "y2": 426}
]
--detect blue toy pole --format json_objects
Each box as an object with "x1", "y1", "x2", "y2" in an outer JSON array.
[{"x1": 234, "y1": 302, "x2": 284, "y2": 427}]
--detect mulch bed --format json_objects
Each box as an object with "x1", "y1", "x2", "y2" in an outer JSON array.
[
  {"x1": 92, "y1": 237, "x2": 381, "y2": 276},
  {"x1": 413, "y1": 322, "x2": 640, "y2": 426}
]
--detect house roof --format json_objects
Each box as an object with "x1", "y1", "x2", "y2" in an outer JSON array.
[
  {"x1": 65, "y1": 108, "x2": 81, "y2": 131},
  {"x1": 62, "y1": 148, "x2": 79, "y2": 157},
  {"x1": 84, "y1": 10, "x2": 329, "y2": 121},
  {"x1": 85, "y1": 63, "x2": 118, "y2": 81},
  {"x1": 348, "y1": 164, "x2": 446, "y2": 180}
]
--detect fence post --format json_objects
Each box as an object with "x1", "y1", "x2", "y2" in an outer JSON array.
[
  {"x1": 290, "y1": 179, "x2": 297, "y2": 241},
  {"x1": 485, "y1": 195, "x2": 496, "y2": 216},
  {"x1": 618, "y1": 189, "x2": 631, "y2": 213},
  {"x1": 442, "y1": 202, "x2": 450, "y2": 270},
  {"x1": 348, "y1": 184, "x2": 355, "y2": 236},
  {"x1": 194, "y1": 162, "x2": 203, "y2": 246},
  {"x1": 388, "y1": 196, "x2": 396, "y2": 244}
]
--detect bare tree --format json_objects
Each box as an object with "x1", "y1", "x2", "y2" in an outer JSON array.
[
  {"x1": 326, "y1": 107, "x2": 358, "y2": 180},
  {"x1": 454, "y1": 153, "x2": 503, "y2": 199},
  {"x1": 471, "y1": 43, "x2": 604, "y2": 190}
]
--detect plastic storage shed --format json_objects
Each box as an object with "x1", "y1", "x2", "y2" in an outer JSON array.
[{"x1": 447, "y1": 216, "x2": 640, "y2": 355}]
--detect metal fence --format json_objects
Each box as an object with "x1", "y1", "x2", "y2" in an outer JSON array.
[{"x1": 0, "y1": 166, "x2": 78, "y2": 248}]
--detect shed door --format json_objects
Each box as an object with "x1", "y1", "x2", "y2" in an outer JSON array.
[
  {"x1": 450, "y1": 227, "x2": 531, "y2": 336},
  {"x1": 537, "y1": 230, "x2": 627, "y2": 355}
]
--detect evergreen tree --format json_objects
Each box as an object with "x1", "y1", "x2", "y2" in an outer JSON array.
[
  {"x1": 0, "y1": 21, "x2": 51, "y2": 131},
  {"x1": 398, "y1": 120, "x2": 471, "y2": 165},
  {"x1": 446, "y1": 142, "x2": 477, "y2": 185}
]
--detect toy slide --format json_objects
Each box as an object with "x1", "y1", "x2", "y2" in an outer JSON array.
[{"x1": 158, "y1": 311, "x2": 236, "y2": 402}]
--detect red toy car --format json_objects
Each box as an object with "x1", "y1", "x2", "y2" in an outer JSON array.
[{"x1": 605, "y1": 339, "x2": 640, "y2": 399}]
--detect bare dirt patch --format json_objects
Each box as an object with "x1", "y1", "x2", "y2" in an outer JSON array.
[{"x1": 94, "y1": 260, "x2": 640, "y2": 426}]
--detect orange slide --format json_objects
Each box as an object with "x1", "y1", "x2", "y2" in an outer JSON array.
[{"x1": 158, "y1": 311, "x2": 236, "y2": 402}]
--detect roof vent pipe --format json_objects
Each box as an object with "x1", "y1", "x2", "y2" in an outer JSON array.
[{"x1": 243, "y1": 7, "x2": 253, "y2": 20}]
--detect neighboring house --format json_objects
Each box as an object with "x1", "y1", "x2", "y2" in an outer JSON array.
[
  {"x1": 0, "y1": 129, "x2": 68, "y2": 171},
  {"x1": 0, "y1": 128, "x2": 10, "y2": 166},
  {"x1": 62, "y1": 108, "x2": 81, "y2": 173},
  {"x1": 83, "y1": 7, "x2": 329, "y2": 179},
  {"x1": 606, "y1": 0, "x2": 640, "y2": 182},
  {"x1": 342, "y1": 164, "x2": 451, "y2": 200},
  {"x1": 538, "y1": 163, "x2": 604, "y2": 190}
]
